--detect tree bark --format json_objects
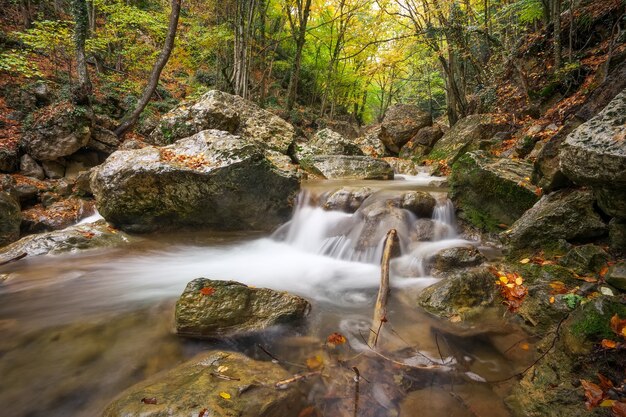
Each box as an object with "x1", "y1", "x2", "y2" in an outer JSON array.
[
  {"x1": 115, "y1": 0, "x2": 182, "y2": 137},
  {"x1": 553, "y1": 0, "x2": 562, "y2": 70},
  {"x1": 71, "y1": 0, "x2": 92, "y2": 105},
  {"x1": 286, "y1": 0, "x2": 313, "y2": 111}
]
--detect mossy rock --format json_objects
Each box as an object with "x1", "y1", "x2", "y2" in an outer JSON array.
[
  {"x1": 175, "y1": 279, "x2": 311, "y2": 338},
  {"x1": 564, "y1": 296, "x2": 626, "y2": 354},
  {"x1": 0, "y1": 192, "x2": 21, "y2": 247},
  {"x1": 558, "y1": 244, "x2": 609, "y2": 275},
  {"x1": 450, "y1": 151, "x2": 538, "y2": 232}
]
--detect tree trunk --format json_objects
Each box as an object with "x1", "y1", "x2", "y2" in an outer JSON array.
[
  {"x1": 287, "y1": 0, "x2": 313, "y2": 111},
  {"x1": 20, "y1": 0, "x2": 32, "y2": 28},
  {"x1": 71, "y1": 0, "x2": 92, "y2": 105},
  {"x1": 553, "y1": 0, "x2": 562, "y2": 70},
  {"x1": 115, "y1": 0, "x2": 182, "y2": 137}
]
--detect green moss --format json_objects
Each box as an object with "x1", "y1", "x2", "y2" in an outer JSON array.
[{"x1": 571, "y1": 301, "x2": 626, "y2": 341}]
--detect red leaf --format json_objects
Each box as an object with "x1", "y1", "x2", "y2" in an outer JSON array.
[
  {"x1": 200, "y1": 287, "x2": 215, "y2": 296},
  {"x1": 613, "y1": 401, "x2": 626, "y2": 417},
  {"x1": 141, "y1": 397, "x2": 158, "y2": 405},
  {"x1": 327, "y1": 332, "x2": 347, "y2": 345},
  {"x1": 580, "y1": 379, "x2": 605, "y2": 410}
]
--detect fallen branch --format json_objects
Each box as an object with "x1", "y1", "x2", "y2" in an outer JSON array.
[
  {"x1": 368, "y1": 229, "x2": 399, "y2": 349},
  {"x1": 275, "y1": 371, "x2": 322, "y2": 389},
  {"x1": 0, "y1": 252, "x2": 27, "y2": 266}
]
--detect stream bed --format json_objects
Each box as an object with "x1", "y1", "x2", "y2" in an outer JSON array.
[{"x1": 0, "y1": 175, "x2": 535, "y2": 417}]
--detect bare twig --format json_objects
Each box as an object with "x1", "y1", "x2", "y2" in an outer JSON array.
[
  {"x1": 0, "y1": 252, "x2": 27, "y2": 266},
  {"x1": 275, "y1": 371, "x2": 322, "y2": 389},
  {"x1": 353, "y1": 367, "x2": 360, "y2": 417},
  {"x1": 257, "y1": 343, "x2": 307, "y2": 369}
]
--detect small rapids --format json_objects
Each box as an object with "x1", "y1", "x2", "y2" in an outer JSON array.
[{"x1": 0, "y1": 174, "x2": 528, "y2": 417}]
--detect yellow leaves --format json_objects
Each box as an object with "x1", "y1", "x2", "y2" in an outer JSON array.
[
  {"x1": 493, "y1": 270, "x2": 527, "y2": 312},
  {"x1": 218, "y1": 392, "x2": 231, "y2": 400},
  {"x1": 519, "y1": 258, "x2": 531, "y2": 264},
  {"x1": 306, "y1": 355, "x2": 324, "y2": 370}
]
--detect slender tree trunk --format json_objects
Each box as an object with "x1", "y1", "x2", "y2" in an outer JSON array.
[
  {"x1": 287, "y1": 0, "x2": 312, "y2": 111},
  {"x1": 553, "y1": 0, "x2": 562, "y2": 70},
  {"x1": 115, "y1": 0, "x2": 182, "y2": 137},
  {"x1": 20, "y1": 0, "x2": 32, "y2": 28},
  {"x1": 71, "y1": 0, "x2": 92, "y2": 105},
  {"x1": 568, "y1": 0, "x2": 574, "y2": 62}
]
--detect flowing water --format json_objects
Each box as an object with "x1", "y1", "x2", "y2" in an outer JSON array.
[{"x1": 0, "y1": 174, "x2": 533, "y2": 417}]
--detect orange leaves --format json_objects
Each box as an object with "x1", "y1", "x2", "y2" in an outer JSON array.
[
  {"x1": 494, "y1": 270, "x2": 528, "y2": 312},
  {"x1": 159, "y1": 148, "x2": 210, "y2": 170},
  {"x1": 326, "y1": 332, "x2": 347, "y2": 346},
  {"x1": 581, "y1": 379, "x2": 605, "y2": 410},
  {"x1": 610, "y1": 314, "x2": 626, "y2": 339},
  {"x1": 581, "y1": 374, "x2": 626, "y2": 415},
  {"x1": 306, "y1": 354, "x2": 324, "y2": 371},
  {"x1": 199, "y1": 286, "x2": 215, "y2": 296}
]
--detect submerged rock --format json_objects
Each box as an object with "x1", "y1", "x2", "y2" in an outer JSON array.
[
  {"x1": 150, "y1": 90, "x2": 294, "y2": 154},
  {"x1": 426, "y1": 114, "x2": 509, "y2": 166},
  {"x1": 0, "y1": 192, "x2": 21, "y2": 247},
  {"x1": 560, "y1": 89, "x2": 626, "y2": 219},
  {"x1": 417, "y1": 266, "x2": 496, "y2": 318},
  {"x1": 300, "y1": 155, "x2": 394, "y2": 180},
  {"x1": 102, "y1": 350, "x2": 306, "y2": 417},
  {"x1": 20, "y1": 102, "x2": 92, "y2": 161},
  {"x1": 175, "y1": 278, "x2": 310, "y2": 338},
  {"x1": 504, "y1": 189, "x2": 607, "y2": 251},
  {"x1": 0, "y1": 220, "x2": 130, "y2": 261},
  {"x1": 379, "y1": 104, "x2": 432, "y2": 153},
  {"x1": 450, "y1": 151, "x2": 538, "y2": 231},
  {"x1": 91, "y1": 129, "x2": 299, "y2": 233}
]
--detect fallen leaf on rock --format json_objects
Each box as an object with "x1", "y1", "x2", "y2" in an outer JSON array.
[
  {"x1": 327, "y1": 332, "x2": 347, "y2": 346},
  {"x1": 519, "y1": 258, "x2": 530, "y2": 264},
  {"x1": 219, "y1": 392, "x2": 231, "y2": 400},
  {"x1": 601, "y1": 339, "x2": 617, "y2": 349},
  {"x1": 306, "y1": 355, "x2": 323, "y2": 370},
  {"x1": 200, "y1": 287, "x2": 215, "y2": 296},
  {"x1": 581, "y1": 379, "x2": 605, "y2": 410},
  {"x1": 199, "y1": 408, "x2": 208, "y2": 417},
  {"x1": 613, "y1": 401, "x2": 626, "y2": 417},
  {"x1": 610, "y1": 314, "x2": 626, "y2": 338},
  {"x1": 141, "y1": 397, "x2": 158, "y2": 404}
]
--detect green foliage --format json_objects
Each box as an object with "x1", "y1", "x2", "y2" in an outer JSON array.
[
  {"x1": 562, "y1": 294, "x2": 584, "y2": 309},
  {"x1": 0, "y1": 50, "x2": 42, "y2": 78}
]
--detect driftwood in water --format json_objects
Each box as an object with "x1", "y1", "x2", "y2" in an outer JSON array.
[
  {"x1": 368, "y1": 229, "x2": 399, "y2": 348},
  {"x1": 0, "y1": 252, "x2": 27, "y2": 266}
]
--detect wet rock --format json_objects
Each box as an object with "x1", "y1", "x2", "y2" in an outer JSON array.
[
  {"x1": 606, "y1": 262, "x2": 626, "y2": 291},
  {"x1": 320, "y1": 187, "x2": 373, "y2": 212},
  {"x1": 381, "y1": 156, "x2": 421, "y2": 175},
  {"x1": 41, "y1": 160, "x2": 65, "y2": 179},
  {"x1": 417, "y1": 266, "x2": 496, "y2": 318},
  {"x1": 354, "y1": 126, "x2": 388, "y2": 157},
  {"x1": 300, "y1": 155, "x2": 394, "y2": 180},
  {"x1": 609, "y1": 218, "x2": 626, "y2": 253},
  {"x1": 175, "y1": 278, "x2": 310, "y2": 338},
  {"x1": 430, "y1": 247, "x2": 486, "y2": 274},
  {"x1": 504, "y1": 189, "x2": 607, "y2": 251},
  {"x1": 0, "y1": 220, "x2": 127, "y2": 261},
  {"x1": 398, "y1": 125, "x2": 444, "y2": 159},
  {"x1": 0, "y1": 192, "x2": 21, "y2": 247},
  {"x1": 379, "y1": 104, "x2": 432, "y2": 153},
  {"x1": 353, "y1": 200, "x2": 414, "y2": 254},
  {"x1": 102, "y1": 350, "x2": 306, "y2": 417},
  {"x1": 150, "y1": 90, "x2": 294, "y2": 154},
  {"x1": 88, "y1": 126, "x2": 120, "y2": 154},
  {"x1": 74, "y1": 170, "x2": 93, "y2": 196},
  {"x1": 531, "y1": 127, "x2": 574, "y2": 193},
  {"x1": 13, "y1": 184, "x2": 39, "y2": 206},
  {"x1": 91, "y1": 129, "x2": 299, "y2": 233},
  {"x1": 560, "y1": 89, "x2": 626, "y2": 218},
  {"x1": 400, "y1": 191, "x2": 436, "y2": 218},
  {"x1": 20, "y1": 102, "x2": 92, "y2": 160},
  {"x1": 0, "y1": 142, "x2": 19, "y2": 172},
  {"x1": 411, "y1": 218, "x2": 436, "y2": 241},
  {"x1": 450, "y1": 151, "x2": 539, "y2": 231},
  {"x1": 310, "y1": 128, "x2": 363, "y2": 156},
  {"x1": 21, "y1": 198, "x2": 94, "y2": 233},
  {"x1": 426, "y1": 114, "x2": 509, "y2": 166},
  {"x1": 20, "y1": 154, "x2": 44, "y2": 180},
  {"x1": 558, "y1": 244, "x2": 609, "y2": 274}
]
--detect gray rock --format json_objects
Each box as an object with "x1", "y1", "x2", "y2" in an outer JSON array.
[
  {"x1": 417, "y1": 266, "x2": 495, "y2": 317},
  {"x1": 559, "y1": 244, "x2": 609, "y2": 274},
  {"x1": 354, "y1": 126, "x2": 388, "y2": 157},
  {"x1": 14, "y1": 184, "x2": 39, "y2": 206},
  {"x1": 20, "y1": 154, "x2": 45, "y2": 180},
  {"x1": 0, "y1": 192, "x2": 21, "y2": 247},
  {"x1": 605, "y1": 262, "x2": 626, "y2": 291},
  {"x1": 21, "y1": 198, "x2": 94, "y2": 233},
  {"x1": 450, "y1": 151, "x2": 539, "y2": 231},
  {"x1": 74, "y1": 170, "x2": 93, "y2": 196},
  {"x1": 426, "y1": 114, "x2": 509, "y2": 166},
  {"x1": 175, "y1": 278, "x2": 310, "y2": 338},
  {"x1": 609, "y1": 218, "x2": 626, "y2": 253},
  {"x1": 20, "y1": 103, "x2": 91, "y2": 160},
  {"x1": 0, "y1": 220, "x2": 129, "y2": 261},
  {"x1": 101, "y1": 350, "x2": 306, "y2": 417},
  {"x1": 41, "y1": 160, "x2": 65, "y2": 179},
  {"x1": 399, "y1": 125, "x2": 444, "y2": 159},
  {"x1": 560, "y1": 89, "x2": 626, "y2": 218},
  {"x1": 301, "y1": 155, "x2": 394, "y2": 180},
  {"x1": 320, "y1": 187, "x2": 373, "y2": 212},
  {"x1": 150, "y1": 90, "x2": 294, "y2": 154},
  {"x1": 381, "y1": 157, "x2": 421, "y2": 175},
  {"x1": 92, "y1": 129, "x2": 299, "y2": 233},
  {"x1": 400, "y1": 191, "x2": 436, "y2": 218},
  {"x1": 411, "y1": 218, "x2": 436, "y2": 241},
  {"x1": 0, "y1": 143, "x2": 19, "y2": 172},
  {"x1": 380, "y1": 104, "x2": 432, "y2": 153},
  {"x1": 310, "y1": 128, "x2": 363, "y2": 156},
  {"x1": 430, "y1": 247, "x2": 486, "y2": 274},
  {"x1": 503, "y1": 189, "x2": 607, "y2": 251},
  {"x1": 88, "y1": 126, "x2": 120, "y2": 154},
  {"x1": 531, "y1": 127, "x2": 574, "y2": 193}
]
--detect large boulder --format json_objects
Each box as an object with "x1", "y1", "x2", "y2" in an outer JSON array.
[
  {"x1": 150, "y1": 90, "x2": 294, "y2": 154},
  {"x1": 450, "y1": 151, "x2": 539, "y2": 231},
  {"x1": 379, "y1": 104, "x2": 432, "y2": 153},
  {"x1": 309, "y1": 128, "x2": 363, "y2": 156},
  {"x1": 560, "y1": 89, "x2": 626, "y2": 218},
  {"x1": 399, "y1": 125, "x2": 444, "y2": 159},
  {"x1": 175, "y1": 278, "x2": 310, "y2": 338},
  {"x1": 301, "y1": 155, "x2": 394, "y2": 180},
  {"x1": 0, "y1": 192, "x2": 21, "y2": 247},
  {"x1": 426, "y1": 114, "x2": 509, "y2": 166},
  {"x1": 102, "y1": 350, "x2": 306, "y2": 417},
  {"x1": 503, "y1": 189, "x2": 607, "y2": 251},
  {"x1": 20, "y1": 102, "x2": 91, "y2": 160},
  {"x1": 354, "y1": 126, "x2": 388, "y2": 157},
  {"x1": 0, "y1": 220, "x2": 131, "y2": 261},
  {"x1": 91, "y1": 130, "x2": 299, "y2": 233}
]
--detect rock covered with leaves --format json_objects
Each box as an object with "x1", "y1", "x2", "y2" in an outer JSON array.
[
  {"x1": 175, "y1": 278, "x2": 310, "y2": 338},
  {"x1": 149, "y1": 90, "x2": 295, "y2": 154},
  {"x1": 91, "y1": 129, "x2": 299, "y2": 233},
  {"x1": 102, "y1": 350, "x2": 306, "y2": 417},
  {"x1": 560, "y1": 89, "x2": 626, "y2": 219}
]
